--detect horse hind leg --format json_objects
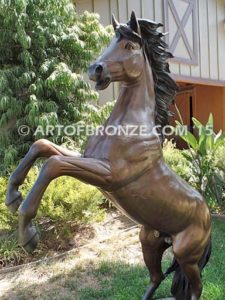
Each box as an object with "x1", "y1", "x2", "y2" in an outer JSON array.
[
  {"x1": 140, "y1": 226, "x2": 171, "y2": 300},
  {"x1": 171, "y1": 227, "x2": 212, "y2": 300},
  {"x1": 6, "y1": 139, "x2": 80, "y2": 213}
]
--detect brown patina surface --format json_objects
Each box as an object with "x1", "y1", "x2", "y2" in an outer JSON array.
[{"x1": 6, "y1": 11, "x2": 211, "y2": 300}]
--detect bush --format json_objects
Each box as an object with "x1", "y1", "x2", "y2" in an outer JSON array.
[
  {"x1": 163, "y1": 125, "x2": 225, "y2": 212},
  {"x1": 163, "y1": 139, "x2": 190, "y2": 182},
  {"x1": 0, "y1": 168, "x2": 107, "y2": 266},
  {"x1": 0, "y1": 176, "x2": 16, "y2": 231},
  {"x1": 175, "y1": 114, "x2": 225, "y2": 207},
  {"x1": 0, "y1": 234, "x2": 24, "y2": 267},
  {"x1": 0, "y1": 168, "x2": 106, "y2": 266},
  {"x1": 0, "y1": 0, "x2": 113, "y2": 171},
  {"x1": 38, "y1": 174, "x2": 106, "y2": 223},
  {"x1": 0, "y1": 168, "x2": 106, "y2": 232},
  {"x1": 164, "y1": 141, "x2": 225, "y2": 211},
  {"x1": 214, "y1": 139, "x2": 225, "y2": 173},
  {"x1": 75, "y1": 100, "x2": 116, "y2": 150}
]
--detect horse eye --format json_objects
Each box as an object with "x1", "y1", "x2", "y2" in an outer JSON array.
[{"x1": 125, "y1": 42, "x2": 135, "y2": 50}]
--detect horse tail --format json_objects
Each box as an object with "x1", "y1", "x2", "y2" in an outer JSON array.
[{"x1": 164, "y1": 237, "x2": 212, "y2": 300}]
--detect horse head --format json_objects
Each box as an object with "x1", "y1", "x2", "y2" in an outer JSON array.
[{"x1": 88, "y1": 11, "x2": 145, "y2": 90}]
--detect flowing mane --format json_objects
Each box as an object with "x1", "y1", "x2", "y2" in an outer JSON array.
[{"x1": 116, "y1": 18, "x2": 178, "y2": 138}]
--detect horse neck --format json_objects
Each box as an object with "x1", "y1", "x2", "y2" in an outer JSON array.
[{"x1": 109, "y1": 61, "x2": 156, "y2": 125}]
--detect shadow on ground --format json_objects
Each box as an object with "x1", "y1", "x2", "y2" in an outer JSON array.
[{"x1": 1, "y1": 219, "x2": 225, "y2": 300}]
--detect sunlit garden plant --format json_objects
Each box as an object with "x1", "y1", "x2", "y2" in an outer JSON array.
[{"x1": 175, "y1": 114, "x2": 225, "y2": 207}]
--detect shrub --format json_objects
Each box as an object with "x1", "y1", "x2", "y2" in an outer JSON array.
[
  {"x1": 0, "y1": 0, "x2": 113, "y2": 171},
  {"x1": 74, "y1": 100, "x2": 116, "y2": 150},
  {"x1": 214, "y1": 140, "x2": 225, "y2": 173},
  {"x1": 0, "y1": 168, "x2": 106, "y2": 266},
  {"x1": 0, "y1": 176, "x2": 17, "y2": 231},
  {"x1": 163, "y1": 138, "x2": 225, "y2": 211},
  {"x1": 175, "y1": 114, "x2": 225, "y2": 207},
  {"x1": 0, "y1": 168, "x2": 106, "y2": 232},
  {"x1": 163, "y1": 139, "x2": 190, "y2": 182},
  {"x1": 38, "y1": 175, "x2": 105, "y2": 223},
  {"x1": 0, "y1": 234, "x2": 23, "y2": 267}
]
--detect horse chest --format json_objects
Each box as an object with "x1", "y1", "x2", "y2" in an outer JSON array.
[{"x1": 85, "y1": 133, "x2": 162, "y2": 183}]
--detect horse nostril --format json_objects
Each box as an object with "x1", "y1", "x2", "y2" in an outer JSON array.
[
  {"x1": 88, "y1": 63, "x2": 104, "y2": 81},
  {"x1": 95, "y1": 64, "x2": 103, "y2": 74}
]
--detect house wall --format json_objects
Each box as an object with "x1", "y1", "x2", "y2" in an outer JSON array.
[
  {"x1": 76, "y1": 0, "x2": 225, "y2": 132},
  {"x1": 76, "y1": 0, "x2": 225, "y2": 85}
]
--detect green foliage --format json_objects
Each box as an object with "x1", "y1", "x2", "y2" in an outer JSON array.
[
  {"x1": 0, "y1": 0, "x2": 113, "y2": 170},
  {"x1": 175, "y1": 114, "x2": 225, "y2": 208},
  {"x1": 0, "y1": 234, "x2": 23, "y2": 267},
  {"x1": 163, "y1": 139, "x2": 190, "y2": 182},
  {"x1": 0, "y1": 168, "x2": 106, "y2": 267},
  {"x1": 214, "y1": 139, "x2": 225, "y2": 173},
  {"x1": 0, "y1": 168, "x2": 106, "y2": 232},
  {"x1": 84, "y1": 100, "x2": 116, "y2": 127},
  {"x1": 73, "y1": 100, "x2": 116, "y2": 149},
  {"x1": 0, "y1": 176, "x2": 17, "y2": 231},
  {"x1": 40, "y1": 173, "x2": 105, "y2": 223}
]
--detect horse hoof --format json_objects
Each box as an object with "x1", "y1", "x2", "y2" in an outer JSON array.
[
  {"x1": 141, "y1": 286, "x2": 152, "y2": 300},
  {"x1": 22, "y1": 232, "x2": 40, "y2": 254},
  {"x1": 19, "y1": 224, "x2": 39, "y2": 254},
  {"x1": 6, "y1": 192, "x2": 23, "y2": 214}
]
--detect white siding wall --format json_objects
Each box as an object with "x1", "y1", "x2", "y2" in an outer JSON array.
[{"x1": 76, "y1": 0, "x2": 225, "y2": 102}]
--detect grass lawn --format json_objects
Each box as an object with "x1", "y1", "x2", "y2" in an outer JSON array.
[{"x1": 0, "y1": 219, "x2": 224, "y2": 300}]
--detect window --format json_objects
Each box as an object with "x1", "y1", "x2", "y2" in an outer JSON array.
[{"x1": 163, "y1": 0, "x2": 199, "y2": 65}]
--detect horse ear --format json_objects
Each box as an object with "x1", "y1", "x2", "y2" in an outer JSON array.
[
  {"x1": 130, "y1": 11, "x2": 141, "y2": 35},
  {"x1": 112, "y1": 14, "x2": 119, "y2": 31}
]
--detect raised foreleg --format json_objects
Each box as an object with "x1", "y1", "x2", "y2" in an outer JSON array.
[
  {"x1": 17, "y1": 155, "x2": 112, "y2": 253},
  {"x1": 6, "y1": 139, "x2": 81, "y2": 213}
]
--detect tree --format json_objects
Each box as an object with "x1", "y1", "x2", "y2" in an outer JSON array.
[{"x1": 0, "y1": 0, "x2": 112, "y2": 172}]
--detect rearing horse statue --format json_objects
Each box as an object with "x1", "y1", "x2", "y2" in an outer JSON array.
[{"x1": 6, "y1": 12, "x2": 211, "y2": 300}]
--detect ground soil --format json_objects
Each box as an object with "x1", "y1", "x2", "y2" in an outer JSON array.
[{"x1": 0, "y1": 211, "x2": 147, "y2": 299}]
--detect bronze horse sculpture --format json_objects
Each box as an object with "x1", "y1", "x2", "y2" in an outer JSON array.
[{"x1": 6, "y1": 12, "x2": 211, "y2": 300}]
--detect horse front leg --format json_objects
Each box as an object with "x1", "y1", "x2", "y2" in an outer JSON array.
[
  {"x1": 18, "y1": 155, "x2": 112, "y2": 253},
  {"x1": 6, "y1": 139, "x2": 81, "y2": 213}
]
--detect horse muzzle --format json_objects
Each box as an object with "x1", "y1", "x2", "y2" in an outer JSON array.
[{"x1": 88, "y1": 62, "x2": 111, "y2": 90}]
